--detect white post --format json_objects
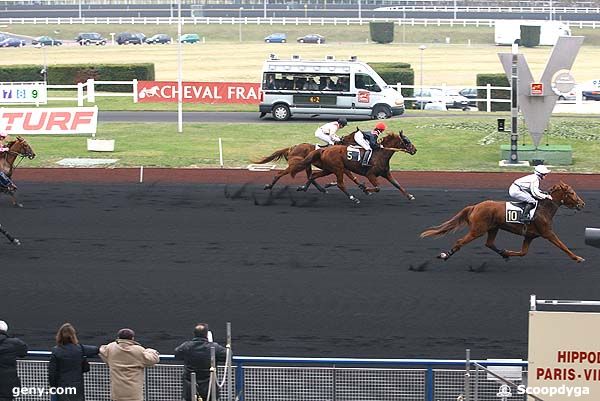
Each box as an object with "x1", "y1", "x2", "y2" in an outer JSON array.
[
  {"x1": 177, "y1": 0, "x2": 183, "y2": 133},
  {"x1": 139, "y1": 166, "x2": 144, "y2": 183},
  {"x1": 263, "y1": 0, "x2": 267, "y2": 18},
  {"x1": 219, "y1": 137, "x2": 224, "y2": 167},
  {"x1": 77, "y1": 82, "x2": 84, "y2": 106},
  {"x1": 486, "y1": 84, "x2": 491, "y2": 113},
  {"x1": 132, "y1": 79, "x2": 138, "y2": 103},
  {"x1": 239, "y1": 7, "x2": 243, "y2": 42},
  {"x1": 419, "y1": 45, "x2": 426, "y2": 110},
  {"x1": 87, "y1": 79, "x2": 95, "y2": 103}
]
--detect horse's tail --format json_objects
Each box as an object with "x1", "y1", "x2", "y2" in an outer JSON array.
[
  {"x1": 290, "y1": 149, "x2": 321, "y2": 178},
  {"x1": 420, "y1": 205, "x2": 473, "y2": 238},
  {"x1": 253, "y1": 147, "x2": 291, "y2": 164}
]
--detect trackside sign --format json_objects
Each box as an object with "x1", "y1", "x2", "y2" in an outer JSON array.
[
  {"x1": 137, "y1": 81, "x2": 261, "y2": 104},
  {"x1": 0, "y1": 107, "x2": 98, "y2": 135},
  {"x1": 528, "y1": 311, "x2": 600, "y2": 400}
]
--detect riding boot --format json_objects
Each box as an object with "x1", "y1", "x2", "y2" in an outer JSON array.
[
  {"x1": 361, "y1": 149, "x2": 372, "y2": 167},
  {"x1": 520, "y1": 203, "x2": 535, "y2": 223}
]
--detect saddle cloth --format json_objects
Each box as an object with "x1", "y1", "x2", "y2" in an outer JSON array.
[
  {"x1": 505, "y1": 201, "x2": 538, "y2": 224},
  {"x1": 346, "y1": 145, "x2": 363, "y2": 162}
]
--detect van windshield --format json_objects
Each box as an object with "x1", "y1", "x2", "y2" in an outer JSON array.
[{"x1": 355, "y1": 73, "x2": 381, "y2": 92}]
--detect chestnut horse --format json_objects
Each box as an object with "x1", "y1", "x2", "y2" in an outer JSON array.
[
  {"x1": 420, "y1": 182, "x2": 586, "y2": 263},
  {"x1": 254, "y1": 129, "x2": 359, "y2": 192},
  {"x1": 0, "y1": 137, "x2": 36, "y2": 208},
  {"x1": 289, "y1": 131, "x2": 417, "y2": 204}
]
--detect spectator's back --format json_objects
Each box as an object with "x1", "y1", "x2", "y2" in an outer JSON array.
[{"x1": 0, "y1": 321, "x2": 28, "y2": 401}]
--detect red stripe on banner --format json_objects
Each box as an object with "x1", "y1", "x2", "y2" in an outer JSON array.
[{"x1": 137, "y1": 81, "x2": 261, "y2": 104}]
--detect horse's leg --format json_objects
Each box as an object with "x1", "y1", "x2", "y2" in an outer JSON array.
[
  {"x1": 335, "y1": 171, "x2": 360, "y2": 204},
  {"x1": 298, "y1": 170, "x2": 331, "y2": 193},
  {"x1": 384, "y1": 171, "x2": 415, "y2": 200},
  {"x1": 364, "y1": 174, "x2": 381, "y2": 194},
  {"x1": 264, "y1": 167, "x2": 290, "y2": 190},
  {"x1": 484, "y1": 228, "x2": 510, "y2": 259},
  {"x1": 439, "y1": 226, "x2": 486, "y2": 261},
  {"x1": 9, "y1": 192, "x2": 23, "y2": 208},
  {"x1": 0, "y1": 223, "x2": 20, "y2": 245},
  {"x1": 343, "y1": 170, "x2": 370, "y2": 194},
  {"x1": 543, "y1": 231, "x2": 585, "y2": 262},
  {"x1": 501, "y1": 237, "x2": 534, "y2": 258}
]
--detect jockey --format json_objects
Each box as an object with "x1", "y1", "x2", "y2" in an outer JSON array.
[
  {"x1": 0, "y1": 132, "x2": 16, "y2": 191},
  {"x1": 0, "y1": 132, "x2": 9, "y2": 153},
  {"x1": 354, "y1": 122, "x2": 386, "y2": 166},
  {"x1": 508, "y1": 165, "x2": 553, "y2": 223},
  {"x1": 315, "y1": 118, "x2": 347, "y2": 147}
]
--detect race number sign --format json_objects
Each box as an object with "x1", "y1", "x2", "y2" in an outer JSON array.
[
  {"x1": 530, "y1": 83, "x2": 544, "y2": 96},
  {"x1": 0, "y1": 107, "x2": 98, "y2": 135},
  {"x1": 528, "y1": 311, "x2": 600, "y2": 400},
  {"x1": 0, "y1": 82, "x2": 47, "y2": 105},
  {"x1": 137, "y1": 81, "x2": 261, "y2": 104}
]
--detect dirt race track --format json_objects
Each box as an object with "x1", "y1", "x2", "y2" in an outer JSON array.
[{"x1": 1, "y1": 171, "x2": 600, "y2": 360}]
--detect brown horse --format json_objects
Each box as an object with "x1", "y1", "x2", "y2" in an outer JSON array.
[
  {"x1": 420, "y1": 182, "x2": 586, "y2": 263},
  {"x1": 254, "y1": 129, "x2": 359, "y2": 192},
  {"x1": 0, "y1": 136, "x2": 36, "y2": 208},
  {"x1": 290, "y1": 131, "x2": 417, "y2": 204}
]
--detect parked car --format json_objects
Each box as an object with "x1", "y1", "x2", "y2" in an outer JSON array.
[
  {"x1": 179, "y1": 33, "x2": 200, "y2": 44},
  {"x1": 582, "y1": 89, "x2": 600, "y2": 101},
  {"x1": 145, "y1": 33, "x2": 171, "y2": 44},
  {"x1": 31, "y1": 36, "x2": 62, "y2": 46},
  {"x1": 264, "y1": 33, "x2": 286, "y2": 43},
  {"x1": 297, "y1": 34, "x2": 325, "y2": 44},
  {"x1": 116, "y1": 32, "x2": 145, "y2": 45},
  {"x1": 552, "y1": 84, "x2": 577, "y2": 102},
  {"x1": 0, "y1": 37, "x2": 26, "y2": 48},
  {"x1": 440, "y1": 89, "x2": 471, "y2": 109},
  {"x1": 459, "y1": 87, "x2": 478, "y2": 106},
  {"x1": 412, "y1": 88, "x2": 446, "y2": 110},
  {"x1": 76, "y1": 32, "x2": 107, "y2": 46}
]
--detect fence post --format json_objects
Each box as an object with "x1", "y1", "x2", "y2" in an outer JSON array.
[
  {"x1": 486, "y1": 84, "x2": 491, "y2": 113},
  {"x1": 464, "y1": 349, "x2": 471, "y2": 401},
  {"x1": 191, "y1": 372, "x2": 197, "y2": 401},
  {"x1": 87, "y1": 79, "x2": 95, "y2": 103},
  {"x1": 77, "y1": 82, "x2": 84, "y2": 106},
  {"x1": 425, "y1": 366, "x2": 434, "y2": 401},
  {"x1": 235, "y1": 361, "x2": 245, "y2": 401},
  {"x1": 133, "y1": 79, "x2": 138, "y2": 103}
]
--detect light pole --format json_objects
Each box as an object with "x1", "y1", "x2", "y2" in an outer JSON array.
[
  {"x1": 549, "y1": 0, "x2": 553, "y2": 21},
  {"x1": 263, "y1": 0, "x2": 267, "y2": 18},
  {"x1": 419, "y1": 45, "x2": 426, "y2": 110},
  {"x1": 78, "y1": 0, "x2": 82, "y2": 19},
  {"x1": 239, "y1": 7, "x2": 243, "y2": 42},
  {"x1": 177, "y1": 0, "x2": 183, "y2": 133}
]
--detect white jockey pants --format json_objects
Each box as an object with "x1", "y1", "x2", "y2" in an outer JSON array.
[
  {"x1": 315, "y1": 128, "x2": 336, "y2": 146},
  {"x1": 509, "y1": 184, "x2": 536, "y2": 203},
  {"x1": 354, "y1": 134, "x2": 371, "y2": 151}
]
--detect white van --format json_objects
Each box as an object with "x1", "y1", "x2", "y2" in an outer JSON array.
[{"x1": 259, "y1": 55, "x2": 405, "y2": 121}]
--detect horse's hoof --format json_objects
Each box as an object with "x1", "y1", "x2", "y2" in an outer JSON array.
[
  {"x1": 500, "y1": 250, "x2": 509, "y2": 260},
  {"x1": 349, "y1": 196, "x2": 360, "y2": 204},
  {"x1": 264, "y1": 185, "x2": 272, "y2": 190},
  {"x1": 576, "y1": 257, "x2": 585, "y2": 263},
  {"x1": 296, "y1": 186, "x2": 306, "y2": 192},
  {"x1": 12, "y1": 239, "x2": 20, "y2": 246},
  {"x1": 408, "y1": 194, "x2": 416, "y2": 201},
  {"x1": 13, "y1": 203, "x2": 23, "y2": 208},
  {"x1": 438, "y1": 252, "x2": 449, "y2": 261}
]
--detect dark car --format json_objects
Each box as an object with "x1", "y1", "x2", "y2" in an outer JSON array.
[
  {"x1": 582, "y1": 89, "x2": 600, "y2": 101},
  {"x1": 75, "y1": 32, "x2": 107, "y2": 46},
  {"x1": 145, "y1": 33, "x2": 171, "y2": 44},
  {"x1": 31, "y1": 36, "x2": 63, "y2": 46},
  {"x1": 0, "y1": 37, "x2": 26, "y2": 48},
  {"x1": 459, "y1": 87, "x2": 478, "y2": 107},
  {"x1": 116, "y1": 32, "x2": 145, "y2": 45},
  {"x1": 297, "y1": 34, "x2": 325, "y2": 44}
]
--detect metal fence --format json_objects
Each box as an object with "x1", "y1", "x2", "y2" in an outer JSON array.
[{"x1": 17, "y1": 354, "x2": 528, "y2": 401}]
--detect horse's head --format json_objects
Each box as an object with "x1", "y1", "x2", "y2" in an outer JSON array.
[
  {"x1": 9, "y1": 136, "x2": 36, "y2": 159},
  {"x1": 380, "y1": 131, "x2": 417, "y2": 155},
  {"x1": 550, "y1": 181, "x2": 585, "y2": 210}
]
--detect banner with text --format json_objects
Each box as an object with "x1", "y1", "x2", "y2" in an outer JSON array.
[
  {"x1": 137, "y1": 81, "x2": 261, "y2": 104},
  {"x1": 0, "y1": 82, "x2": 47, "y2": 105},
  {"x1": 0, "y1": 107, "x2": 98, "y2": 135},
  {"x1": 528, "y1": 311, "x2": 600, "y2": 400}
]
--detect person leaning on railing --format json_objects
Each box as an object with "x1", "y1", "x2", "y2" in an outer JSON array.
[
  {"x1": 175, "y1": 323, "x2": 227, "y2": 401},
  {"x1": 48, "y1": 323, "x2": 99, "y2": 401},
  {"x1": 0, "y1": 320, "x2": 28, "y2": 401},
  {"x1": 99, "y1": 328, "x2": 160, "y2": 401}
]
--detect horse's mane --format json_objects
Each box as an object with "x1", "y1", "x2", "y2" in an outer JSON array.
[{"x1": 5, "y1": 140, "x2": 16, "y2": 147}]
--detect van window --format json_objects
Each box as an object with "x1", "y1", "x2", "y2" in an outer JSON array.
[
  {"x1": 355, "y1": 73, "x2": 381, "y2": 92},
  {"x1": 262, "y1": 72, "x2": 351, "y2": 92}
]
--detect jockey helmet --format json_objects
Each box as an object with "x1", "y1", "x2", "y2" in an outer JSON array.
[
  {"x1": 534, "y1": 165, "x2": 551, "y2": 176},
  {"x1": 374, "y1": 122, "x2": 387, "y2": 133},
  {"x1": 0, "y1": 132, "x2": 7, "y2": 139},
  {"x1": 337, "y1": 118, "x2": 347, "y2": 128}
]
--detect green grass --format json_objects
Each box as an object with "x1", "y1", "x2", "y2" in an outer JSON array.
[{"x1": 19, "y1": 115, "x2": 600, "y2": 172}]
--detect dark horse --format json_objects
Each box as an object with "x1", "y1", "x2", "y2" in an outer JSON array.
[
  {"x1": 0, "y1": 136, "x2": 36, "y2": 208},
  {"x1": 289, "y1": 131, "x2": 417, "y2": 204},
  {"x1": 420, "y1": 182, "x2": 586, "y2": 263},
  {"x1": 254, "y1": 129, "x2": 359, "y2": 192}
]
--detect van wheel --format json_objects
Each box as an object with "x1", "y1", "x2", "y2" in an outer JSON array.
[
  {"x1": 272, "y1": 104, "x2": 291, "y2": 121},
  {"x1": 372, "y1": 105, "x2": 391, "y2": 120}
]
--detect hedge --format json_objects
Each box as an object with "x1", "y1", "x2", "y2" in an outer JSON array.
[
  {"x1": 520, "y1": 25, "x2": 541, "y2": 47},
  {"x1": 476, "y1": 73, "x2": 510, "y2": 111},
  {"x1": 0, "y1": 64, "x2": 155, "y2": 92},
  {"x1": 370, "y1": 22, "x2": 395, "y2": 44},
  {"x1": 369, "y1": 63, "x2": 415, "y2": 102}
]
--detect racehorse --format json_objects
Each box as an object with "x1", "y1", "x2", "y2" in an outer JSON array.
[
  {"x1": 290, "y1": 131, "x2": 417, "y2": 204},
  {"x1": 254, "y1": 129, "x2": 359, "y2": 192},
  {"x1": 420, "y1": 182, "x2": 586, "y2": 263},
  {"x1": 0, "y1": 136, "x2": 36, "y2": 208}
]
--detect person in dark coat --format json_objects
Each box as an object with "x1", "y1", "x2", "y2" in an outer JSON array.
[
  {"x1": 0, "y1": 320, "x2": 28, "y2": 401},
  {"x1": 48, "y1": 323, "x2": 99, "y2": 401},
  {"x1": 175, "y1": 323, "x2": 228, "y2": 401}
]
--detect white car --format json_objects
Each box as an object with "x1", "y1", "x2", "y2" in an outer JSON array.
[{"x1": 413, "y1": 88, "x2": 470, "y2": 110}]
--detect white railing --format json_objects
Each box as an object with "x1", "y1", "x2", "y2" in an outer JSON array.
[
  {"x1": 47, "y1": 79, "x2": 137, "y2": 106},
  {"x1": 1, "y1": 16, "x2": 600, "y2": 28}
]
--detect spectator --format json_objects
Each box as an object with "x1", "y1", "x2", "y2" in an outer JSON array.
[
  {"x1": 0, "y1": 320, "x2": 28, "y2": 401},
  {"x1": 303, "y1": 77, "x2": 319, "y2": 91},
  {"x1": 266, "y1": 74, "x2": 278, "y2": 90},
  {"x1": 175, "y1": 323, "x2": 227, "y2": 401},
  {"x1": 48, "y1": 323, "x2": 99, "y2": 401},
  {"x1": 99, "y1": 328, "x2": 160, "y2": 401},
  {"x1": 337, "y1": 76, "x2": 349, "y2": 91}
]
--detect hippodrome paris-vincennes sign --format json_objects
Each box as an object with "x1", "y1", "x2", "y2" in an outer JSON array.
[{"x1": 498, "y1": 36, "x2": 584, "y2": 147}]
